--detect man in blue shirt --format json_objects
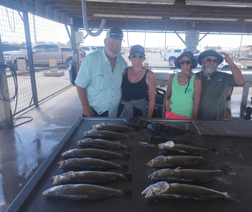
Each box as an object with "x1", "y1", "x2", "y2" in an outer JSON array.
[{"x1": 75, "y1": 27, "x2": 127, "y2": 118}]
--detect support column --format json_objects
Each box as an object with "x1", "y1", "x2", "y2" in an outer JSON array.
[
  {"x1": 71, "y1": 26, "x2": 80, "y2": 72},
  {"x1": 185, "y1": 30, "x2": 200, "y2": 53},
  {"x1": 0, "y1": 36, "x2": 14, "y2": 129},
  {"x1": 23, "y1": 11, "x2": 39, "y2": 106}
]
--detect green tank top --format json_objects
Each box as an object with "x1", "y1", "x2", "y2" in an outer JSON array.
[{"x1": 170, "y1": 73, "x2": 195, "y2": 117}]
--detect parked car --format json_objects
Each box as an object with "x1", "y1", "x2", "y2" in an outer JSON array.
[
  {"x1": 164, "y1": 49, "x2": 186, "y2": 66},
  {"x1": 164, "y1": 49, "x2": 201, "y2": 66},
  {"x1": 79, "y1": 46, "x2": 98, "y2": 56},
  {"x1": 4, "y1": 43, "x2": 74, "y2": 70}
]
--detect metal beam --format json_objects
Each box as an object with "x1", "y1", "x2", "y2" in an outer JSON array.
[
  {"x1": 175, "y1": 31, "x2": 185, "y2": 45},
  {"x1": 23, "y1": 11, "x2": 39, "y2": 107}
]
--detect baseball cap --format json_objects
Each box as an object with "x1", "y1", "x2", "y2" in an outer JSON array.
[
  {"x1": 129, "y1": 45, "x2": 145, "y2": 57},
  {"x1": 106, "y1": 27, "x2": 124, "y2": 41}
]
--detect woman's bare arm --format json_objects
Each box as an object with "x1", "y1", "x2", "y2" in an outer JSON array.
[
  {"x1": 146, "y1": 71, "x2": 156, "y2": 118},
  {"x1": 162, "y1": 74, "x2": 174, "y2": 118}
]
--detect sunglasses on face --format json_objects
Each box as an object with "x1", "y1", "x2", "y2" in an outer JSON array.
[
  {"x1": 205, "y1": 58, "x2": 218, "y2": 63},
  {"x1": 131, "y1": 54, "x2": 144, "y2": 59},
  {"x1": 179, "y1": 60, "x2": 191, "y2": 65}
]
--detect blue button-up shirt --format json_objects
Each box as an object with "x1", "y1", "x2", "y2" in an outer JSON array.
[{"x1": 75, "y1": 48, "x2": 127, "y2": 118}]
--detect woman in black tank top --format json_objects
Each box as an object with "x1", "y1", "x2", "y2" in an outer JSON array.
[{"x1": 117, "y1": 45, "x2": 156, "y2": 118}]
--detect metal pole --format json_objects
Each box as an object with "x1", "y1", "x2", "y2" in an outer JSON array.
[
  {"x1": 33, "y1": 14, "x2": 37, "y2": 44},
  {"x1": 23, "y1": 11, "x2": 39, "y2": 106},
  {"x1": 0, "y1": 36, "x2": 14, "y2": 129}
]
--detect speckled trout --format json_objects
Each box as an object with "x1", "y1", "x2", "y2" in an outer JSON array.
[
  {"x1": 76, "y1": 138, "x2": 133, "y2": 151},
  {"x1": 43, "y1": 184, "x2": 132, "y2": 200},
  {"x1": 58, "y1": 158, "x2": 129, "y2": 172},
  {"x1": 52, "y1": 171, "x2": 133, "y2": 186},
  {"x1": 91, "y1": 123, "x2": 134, "y2": 132},
  {"x1": 148, "y1": 166, "x2": 234, "y2": 182},
  {"x1": 142, "y1": 181, "x2": 240, "y2": 203},
  {"x1": 61, "y1": 148, "x2": 130, "y2": 160},
  {"x1": 147, "y1": 155, "x2": 205, "y2": 168},
  {"x1": 83, "y1": 129, "x2": 129, "y2": 140},
  {"x1": 158, "y1": 141, "x2": 209, "y2": 155}
]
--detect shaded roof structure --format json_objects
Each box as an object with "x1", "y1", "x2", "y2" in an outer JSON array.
[{"x1": 1, "y1": 0, "x2": 252, "y2": 33}]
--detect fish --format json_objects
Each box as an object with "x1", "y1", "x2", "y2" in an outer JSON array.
[
  {"x1": 147, "y1": 155, "x2": 205, "y2": 168},
  {"x1": 158, "y1": 141, "x2": 209, "y2": 155},
  {"x1": 43, "y1": 184, "x2": 132, "y2": 200},
  {"x1": 147, "y1": 122, "x2": 185, "y2": 136},
  {"x1": 91, "y1": 123, "x2": 134, "y2": 132},
  {"x1": 83, "y1": 129, "x2": 129, "y2": 140},
  {"x1": 58, "y1": 158, "x2": 129, "y2": 172},
  {"x1": 61, "y1": 148, "x2": 130, "y2": 160},
  {"x1": 123, "y1": 117, "x2": 151, "y2": 128},
  {"x1": 76, "y1": 138, "x2": 133, "y2": 151},
  {"x1": 148, "y1": 166, "x2": 235, "y2": 183},
  {"x1": 141, "y1": 181, "x2": 240, "y2": 203},
  {"x1": 52, "y1": 171, "x2": 133, "y2": 186}
]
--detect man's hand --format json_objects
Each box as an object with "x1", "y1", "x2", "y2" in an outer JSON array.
[
  {"x1": 219, "y1": 52, "x2": 233, "y2": 64},
  {"x1": 165, "y1": 99, "x2": 172, "y2": 112},
  {"x1": 82, "y1": 105, "x2": 94, "y2": 117}
]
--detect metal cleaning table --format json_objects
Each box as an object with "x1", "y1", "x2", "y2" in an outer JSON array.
[{"x1": 6, "y1": 118, "x2": 252, "y2": 212}]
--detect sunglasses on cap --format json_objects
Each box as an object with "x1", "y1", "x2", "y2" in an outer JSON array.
[
  {"x1": 204, "y1": 58, "x2": 218, "y2": 63},
  {"x1": 131, "y1": 54, "x2": 144, "y2": 59},
  {"x1": 179, "y1": 60, "x2": 191, "y2": 65}
]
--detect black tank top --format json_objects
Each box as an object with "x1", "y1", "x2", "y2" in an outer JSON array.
[{"x1": 121, "y1": 68, "x2": 149, "y2": 101}]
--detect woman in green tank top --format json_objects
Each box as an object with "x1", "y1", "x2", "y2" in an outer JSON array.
[{"x1": 163, "y1": 51, "x2": 202, "y2": 119}]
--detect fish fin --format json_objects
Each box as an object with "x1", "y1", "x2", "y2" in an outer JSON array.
[
  {"x1": 122, "y1": 174, "x2": 133, "y2": 182},
  {"x1": 226, "y1": 192, "x2": 241, "y2": 204},
  {"x1": 122, "y1": 189, "x2": 133, "y2": 200},
  {"x1": 220, "y1": 166, "x2": 236, "y2": 175},
  {"x1": 127, "y1": 145, "x2": 134, "y2": 151},
  {"x1": 57, "y1": 161, "x2": 63, "y2": 168},
  {"x1": 122, "y1": 154, "x2": 130, "y2": 160},
  {"x1": 121, "y1": 165, "x2": 129, "y2": 173}
]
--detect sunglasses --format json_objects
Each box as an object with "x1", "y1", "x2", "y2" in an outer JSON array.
[
  {"x1": 205, "y1": 58, "x2": 218, "y2": 63},
  {"x1": 131, "y1": 54, "x2": 144, "y2": 59},
  {"x1": 179, "y1": 60, "x2": 191, "y2": 65}
]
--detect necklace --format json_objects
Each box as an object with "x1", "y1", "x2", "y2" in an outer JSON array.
[
  {"x1": 181, "y1": 71, "x2": 192, "y2": 93},
  {"x1": 207, "y1": 74, "x2": 211, "y2": 80}
]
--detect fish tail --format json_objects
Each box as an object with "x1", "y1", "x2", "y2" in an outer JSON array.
[
  {"x1": 122, "y1": 154, "x2": 130, "y2": 160},
  {"x1": 122, "y1": 174, "x2": 133, "y2": 182},
  {"x1": 127, "y1": 145, "x2": 134, "y2": 151},
  {"x1": 120, "y1": 165, "x2": 129, "y2": 173},
  {"x1": 225, "y1": 192, "x2": 241, "y2": 204},
  {"x1": 220, "y1": 166, "x2": 236, "y2": 175},
  {"x1": 121, "y1": 189, "x2": 133, "y2": 199}
]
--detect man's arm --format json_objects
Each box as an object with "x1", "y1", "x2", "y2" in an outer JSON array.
[
  {"x1": 192, "y1": 76, "x2": 202, "y2": 119},
  {"x1": 76, "y1": 86, "x2": 94, "y2": 117},
  {"x1": 220, "y1": 52, "x2": 244, "y2": 85}
]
